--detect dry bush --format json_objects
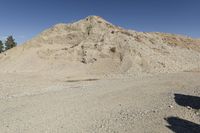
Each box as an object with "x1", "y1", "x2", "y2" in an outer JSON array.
[
  {"x1": 160, "y1": 33, "x2": 200, "y2": 51},
  {"x1": 110, "y1": 47, "x2": 116, "y2": 53},
  {"x1": 134, "y1": 35, "x2": 143, "y2": 42}
]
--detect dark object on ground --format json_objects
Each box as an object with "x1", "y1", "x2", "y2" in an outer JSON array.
[
  {"x1": 165, "y1": 117, "x2": 200, "y2": 133},
  {"x1": 174, "y1": 93, "x2": 200, "y2": 110}
]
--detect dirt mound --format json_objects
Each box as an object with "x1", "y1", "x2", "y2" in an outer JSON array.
[{"x1": 0, "y1": 16, "x2": 200, "y2": 76}]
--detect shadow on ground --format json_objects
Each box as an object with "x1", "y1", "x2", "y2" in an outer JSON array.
[
  {"x1": 174, "y1": 93, "x2": 200, "y2": 109},
  {"x1": 165, "y1": 117, "x2": 200, "y2": 133},
  {"x1": 165, "y1": 94, "x2": 200, "y2": 133},
  {"x1": 66, "y1": 78, "x2": 99, "y2": 82}
]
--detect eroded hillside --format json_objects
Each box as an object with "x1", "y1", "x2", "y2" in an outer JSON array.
[{"x1": 0, "y1": 16, "x2": 200, "y2": 75}]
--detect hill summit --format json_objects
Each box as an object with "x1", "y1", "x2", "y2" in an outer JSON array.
[{"x1": 0, "y1": 16, "x2": 200, "y2": 76}]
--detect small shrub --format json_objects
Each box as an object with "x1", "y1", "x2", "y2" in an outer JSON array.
[
  {"x1": 97, "y1": 21, "x2": 102, "y2": 23},
  {"x1": 81, "y1": 58, "x2": 87, "y2": 64},
  {"x1": 134, "y1": 35, "x2": 143, "y2": 42},
  {"x1": 81, "y1": 45, "x2": 84, "y2": 49},
  {"x1": 0, "y1": 40, "x2": 4, "y2": 53},
  {"x1": 86, "y1": 25, "x2": 92, "y2": 35},
  {"x1": 120, "y1": 30, "x2": 133, "y2": 36},
  {"x1": 149, "y1": 38, "x2": 155, "y2": 44},
  {"x1": 110, "y1": 47, "x2": 116, "y2": 53},
  {"x1": 94, "y1": 44, "x2": 98, "y2": 48},
  {"x1": 100, "y1": 38, "x2": 104, "y2": 42},
  {"x1": 61, "y1": 47, "x2": 68, "y2": 50}
]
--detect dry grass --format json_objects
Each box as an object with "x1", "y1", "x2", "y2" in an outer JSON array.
[{"x1": 160, "y1": 33, "x2": 200, "y2": 52}]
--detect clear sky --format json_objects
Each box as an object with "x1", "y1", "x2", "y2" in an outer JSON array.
[{"x1": 0, "y1": 0, "x2": 199, "y2": 44}]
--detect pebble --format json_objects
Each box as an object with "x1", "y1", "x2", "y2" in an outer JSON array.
[{"x1": 186, "y1": 106, "x2": 192, "y2": 110}]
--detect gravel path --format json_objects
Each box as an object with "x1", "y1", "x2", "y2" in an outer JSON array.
[{"x1": 0, "y1": 72, "x2": 199, "y2": 133}]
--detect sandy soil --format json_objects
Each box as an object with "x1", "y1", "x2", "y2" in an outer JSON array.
[
  {"x1": 1, "y1": 16, "x2": 200, "y2": 75},
  {"x1": 0, "y1": 72, "x2": 199, "y2": 133},
  {"x1": 0, "y1": 16, "x2": 200, "y2": 133}
]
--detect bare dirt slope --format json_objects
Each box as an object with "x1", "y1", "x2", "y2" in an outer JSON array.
[
  {"x1": 0, "y1": 16, "x2": 200, "y2": 76},
  {"x1": 0, "y1": 16, "x2": 200, "y2": 133}
]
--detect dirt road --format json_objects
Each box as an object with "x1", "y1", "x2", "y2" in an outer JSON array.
[{"x1": 0, "y1": 72, "x2": 199, "y2": 133}]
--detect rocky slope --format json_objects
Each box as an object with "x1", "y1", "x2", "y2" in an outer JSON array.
[{"x1": 0, "y1": 16, "x2": 200, "y2": 76}]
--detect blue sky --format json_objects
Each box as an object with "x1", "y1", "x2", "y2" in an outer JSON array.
[{"x1": 0, "y1": 0, "x2": 199, "y2": 44}]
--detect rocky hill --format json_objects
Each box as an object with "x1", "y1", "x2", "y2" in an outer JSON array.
[{"x1": 0, "y1": 16, "x2": 200, "y2": 76}]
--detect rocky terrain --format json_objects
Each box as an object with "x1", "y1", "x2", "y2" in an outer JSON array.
[
  {"x1": 0, "y1": 16, "x2": 200, "y2": 76},
  {"x1": 0, "y1": 16, "x2": 199, "y2": 133}
]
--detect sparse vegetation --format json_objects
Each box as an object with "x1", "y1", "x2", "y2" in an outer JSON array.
[
  {"x1": 61, "y1": 47, "x2": 68, "y2": 51},
  {"x1": 86, "y1": 25, "x2": 92, "y2": 35},
  {"x1": 119, "y1": 30, "x2": 133, "y2": 36},
  {"x1": 81, "y1": 57, "x2": 87, "y2": 64},
  {"x1": 134, "y1": 35, "x2": 143, "y2": 42},
  {"x1": 100, "y1": 38, "x2": 104, "y2": 42},
  {"x1": 0, "y1": 40, "x2": 4, "y2": 53},
  {"x1": 1, "y1": 16, "x2": 200, "y2": 133},
  {"x1": 160, "y1": 33, "x2": 200, "y2": 52},
  {"x1": 97, "y1": 20, "x2": 102, "y2": 23},
  {"x1": 5, "y1": 36, "x2": 17, "y2": 50},
  {"x1": 149, "y1": 38, "x2": 155, "y2": 44},
  {"x1": 0, "y1": 36, "x2": 17, "y2": 53},
  {"x1": 119, "y1": 53, "x2": 123, "y2": 62},
  {"x1": 110, "y1": 47, "x2": 116, "y2": 53}
]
